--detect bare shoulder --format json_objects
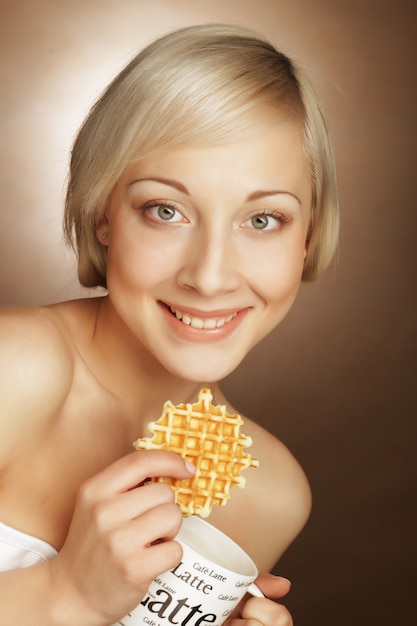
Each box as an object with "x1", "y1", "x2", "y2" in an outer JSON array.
[
  {"x1": 209, "y1": 389, "x2": 312, "y2": 571},
  {"x1": 0, "y1": 305, "x2": 75, "y2": 464},
  {"x1": 245, "y1": 415, "x2": 312, "y2": 538}
]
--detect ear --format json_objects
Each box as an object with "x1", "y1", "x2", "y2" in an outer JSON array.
[
  {"x1": 304, "y1": 224, "x2": 312, "y2": 259},
  {"x1": 95, "y1": 217, "x2": 109, "y2": 246},
  {"x1": 303, "y1": 236, "x2": 309, "y2": 260}
]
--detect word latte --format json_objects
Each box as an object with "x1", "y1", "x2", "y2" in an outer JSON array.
[{"x1": 140, "y1": 589, "x2": 216, "y2": 626}]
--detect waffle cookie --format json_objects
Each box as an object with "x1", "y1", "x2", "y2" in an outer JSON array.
[{"x1": 133, "y1": 388, "x2": 259, "y2": 518}]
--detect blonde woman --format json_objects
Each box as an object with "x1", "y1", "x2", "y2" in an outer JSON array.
[{"x1": 0, "y1": 24, "x2": 338, "y2": 625}]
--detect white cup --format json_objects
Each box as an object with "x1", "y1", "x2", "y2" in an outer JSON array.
[{"x1": 114, "y1": 516, "x2": 263, "y2": 626}]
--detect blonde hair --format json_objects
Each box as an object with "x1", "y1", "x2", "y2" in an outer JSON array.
[{"x1": 64, "y1": 23, "x2": 339, "y2": 287}]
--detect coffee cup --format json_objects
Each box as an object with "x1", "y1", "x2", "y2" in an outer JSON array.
[{"x1": 114, "y1": 515, "x2": 263, "y2": 626}]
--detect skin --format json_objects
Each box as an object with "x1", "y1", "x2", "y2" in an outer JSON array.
[{"x1": 0, "y1": 121, "x2": 312, "y2": 625}]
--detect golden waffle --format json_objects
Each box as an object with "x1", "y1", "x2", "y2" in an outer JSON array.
[{"x1": 133, "y1": 388, "x2": 259, "y2": 518}]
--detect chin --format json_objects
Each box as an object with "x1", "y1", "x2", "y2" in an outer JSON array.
[
  {"x1": 175, "y1": 367, "x2": 234, "y2": 385},
  {"x1": 165, "y1": 355, "x2": 242, "y2": 385}
]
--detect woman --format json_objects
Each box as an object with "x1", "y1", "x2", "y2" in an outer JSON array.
[{"x1": 0, "y1": 24, "x2": 338, "y2": 625}]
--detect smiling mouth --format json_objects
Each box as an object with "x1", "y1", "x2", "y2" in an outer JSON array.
[{"x1": 169, "y1": 306, "x2": 238, "y2": 330}]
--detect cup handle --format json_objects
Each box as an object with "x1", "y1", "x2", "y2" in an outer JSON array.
[{"x1": 247, "y1": 583, "x2": 265, "y2": 598}]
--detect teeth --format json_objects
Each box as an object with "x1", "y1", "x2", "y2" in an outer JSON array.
[
  {"x1": 169, "y1": 306, "x2": 237, "y2": 329},
  {"x1": 203, "y1": 319, "x2": 217, "y2": 330}
]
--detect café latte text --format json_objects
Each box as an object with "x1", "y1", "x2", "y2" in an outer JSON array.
[
  {"x1": 171, "y1": 560, "x2": 225, "y2": 593},
  {"x1": 140, "y1": 589, "x2": 216, "y2": 626}
]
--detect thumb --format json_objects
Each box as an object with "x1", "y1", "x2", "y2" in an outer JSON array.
[{"x1": 255, "y1": 573, "x2": 292, "y2": 599}]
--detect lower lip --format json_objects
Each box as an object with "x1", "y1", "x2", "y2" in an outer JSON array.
[{"x1": 159, "y1": 303, "x2": 249, "y2": 342}]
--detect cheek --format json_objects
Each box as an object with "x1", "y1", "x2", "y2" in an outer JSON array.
[
  {"x1": 242, "y1": 238, "x2": 306, "y2": 302},
  {"x1": 106, "y1": 227, "x2": 185, "y2": 290}
]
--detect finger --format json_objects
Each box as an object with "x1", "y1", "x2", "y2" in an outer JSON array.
[
  {"x1": 226, "y1": 574, "x2": 292, "y2": 625},
  {"x1": 79, "y1": 450, "x2": 195, "y2": 502},
  {"x1": 224, "y1": 620, "x2": 262, "y2": 626},
  {"x1": 241, "y1": 596, "x2": 293, "y2": 626},
  {"x1": 255, "y1": 573, "x2": 292, "y2": 599},
  {"x1": 136, "y1": 538, "x2": 184, "y2": 585},
  {"x1": 86, "y1": 481, "x2": 178, "y2": 533},
  {"x1": 101, "y1": 504, "x2": 184, "y2": 582},
  {"x1": 126, "y1": 501, "x2": 184, "y2": 547}
]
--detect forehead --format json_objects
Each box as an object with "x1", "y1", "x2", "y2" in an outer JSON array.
[{"x1": 121, "y1": 120, "x2": 311, "y2": 208}]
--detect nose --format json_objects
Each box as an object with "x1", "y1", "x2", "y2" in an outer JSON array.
[{"x1": 177, "y1": 228, "x2": 242, "y2": 297}]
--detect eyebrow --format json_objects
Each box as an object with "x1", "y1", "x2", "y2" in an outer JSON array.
[
  {"x1": 129, "y1": 176, "x2": 189, "y2": 194},
  {"x1": 130, "y1": 176, "x2": 301, "y2": 205},
  {"x1": 246, "y1": 189, "x2": 301, "y2": 205}
]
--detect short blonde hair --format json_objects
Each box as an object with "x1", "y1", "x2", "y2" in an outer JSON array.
[{"x1": 64, "y1": 24, "x2": 339, "y2": 287}]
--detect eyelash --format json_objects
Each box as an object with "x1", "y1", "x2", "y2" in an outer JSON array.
[
  {"x1": 138, "y1": 200, "x2": 184, "y2": 222},
  {"x1": 138, "y1": 201, "x2": 289, "y2": 231},
  {"x1": 246, "y1": 211, "x2": 289, "y2": 231}
]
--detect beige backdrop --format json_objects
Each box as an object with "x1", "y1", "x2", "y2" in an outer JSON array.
[{"x1": 1, "y1": 1, "x2": 416, "y2": 624}]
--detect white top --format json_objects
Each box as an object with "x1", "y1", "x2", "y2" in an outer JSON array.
[
  {"x1": 0, "y1": 521, "x2": 58, "y2": 572},
  {"x1": 0, "y1": 521, "x2": 130, "y2": 625}
]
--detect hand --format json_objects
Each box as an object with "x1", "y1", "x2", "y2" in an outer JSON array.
[
  {"x1": 48, "y1": 450, "x2": 195, "y2": 625},
  {"x1": 226, "y1": 573, "x2": 293, "y2": 626}
]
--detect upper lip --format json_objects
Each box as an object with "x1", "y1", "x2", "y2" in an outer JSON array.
[{"x1": 162, "y1": 302, "x2": 244, "y2": 318}]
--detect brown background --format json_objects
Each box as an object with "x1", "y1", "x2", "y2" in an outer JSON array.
[{"x1": 0, "y1": 1, "x2": 416, "y2": 624}]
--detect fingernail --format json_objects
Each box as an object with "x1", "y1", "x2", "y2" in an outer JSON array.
[{"x1": 185, "y1": 460, "x2": 196, "y2": 474}]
